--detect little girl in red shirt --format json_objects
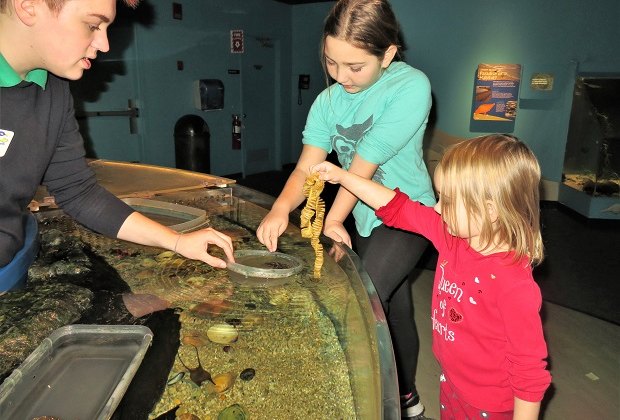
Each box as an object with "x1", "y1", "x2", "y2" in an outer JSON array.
[{"x1": 311, "y1": 134, "x2": 551, "y2": 419}]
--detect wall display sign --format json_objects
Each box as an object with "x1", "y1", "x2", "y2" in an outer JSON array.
[
  {"x1": 231, "y1": 30, "x2": 244, "y2": 54},
  {"x1": 471, "y1": 63, "x2": 522, "y2": 124},
  {"x1": 530, "y1": 73, "x2": 554, "y2": 91}
]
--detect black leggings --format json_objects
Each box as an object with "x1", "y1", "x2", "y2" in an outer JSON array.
[{"x1": 355, "y1": 224, "x2": 429, "y2": 396}]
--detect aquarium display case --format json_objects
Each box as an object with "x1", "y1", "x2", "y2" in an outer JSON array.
[
  {"x1": 0, "y1": 161, "x2": 399, "y2": 419},
  {"x1": 560, "y1": 75, "x2": 620, "y2": 219}
]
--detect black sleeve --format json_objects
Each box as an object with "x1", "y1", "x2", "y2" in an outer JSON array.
[{"x1": 42, "y1": 81, "x2": 134, "y2": 238}]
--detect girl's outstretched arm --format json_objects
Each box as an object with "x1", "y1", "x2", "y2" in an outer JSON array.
[
  {"x1": 311, "y1": 161, "x2": 396, "y2": 210},
  {"x1": 322, "y1": 154, "x2": 378, "y2": 248}
]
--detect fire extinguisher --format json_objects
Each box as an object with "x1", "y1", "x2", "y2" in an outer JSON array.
[{"x1": 232, "y1": 114, "x2": 241, "y2": 150}]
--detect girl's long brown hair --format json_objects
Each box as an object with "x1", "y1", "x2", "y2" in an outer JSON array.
[{"x1": 320, "y1": 0, "x2": 402, "y2": 85}]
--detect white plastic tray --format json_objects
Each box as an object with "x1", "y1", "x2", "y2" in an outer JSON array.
[
  {"x1": 122, "y1": 197, "x2": 208, "y2": 232},
  {"x1": 0, "y1": 324, "x2": 153, "y2": 420}
]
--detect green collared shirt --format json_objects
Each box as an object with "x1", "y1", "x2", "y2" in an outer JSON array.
[{"x1": 0, "y1": 53, "x2": 47, "y2": 88}]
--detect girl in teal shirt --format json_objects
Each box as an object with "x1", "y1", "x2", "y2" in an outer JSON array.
[{"x1": 257, "y1": 1, "x2": 435, "y2": 417}]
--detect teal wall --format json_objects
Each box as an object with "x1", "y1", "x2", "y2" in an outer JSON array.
[
  {"x1": 290, "y1": 3, "x2": 333, "y2": 161},
  {"x1": 289, "y1": 0, "x2": 620, "y2": 182},
  {"x1": 116, "y1": 0, "x2": 618, "y2": 181},
  {"x1": 129, "y1": 0, "x2": 293, "y2": 175}
]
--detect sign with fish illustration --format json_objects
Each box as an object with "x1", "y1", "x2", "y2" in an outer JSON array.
[{"x1": 470, "y1": 63, "x2": 522, "y2": 129}]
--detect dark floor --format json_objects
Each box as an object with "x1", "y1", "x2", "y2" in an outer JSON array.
[{"x1": 233, "y1": 166, "x2": 620, "y2": 325}]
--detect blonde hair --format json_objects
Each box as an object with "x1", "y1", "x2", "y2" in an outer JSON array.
[
  {"x1": 436, "y1": 134, "x2": 544, "y2": 265},
  {"x1": 1, "y1": 0, "x2": 139, "y2": 13}
]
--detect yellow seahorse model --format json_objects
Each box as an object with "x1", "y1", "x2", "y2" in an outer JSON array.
[{"x1": 301, "y1": 173, "x2": 325, "y2": 279}]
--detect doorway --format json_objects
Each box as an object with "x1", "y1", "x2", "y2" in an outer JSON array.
[{"x1": 241, "y1": 36, "x2": 280, "y2": 176}]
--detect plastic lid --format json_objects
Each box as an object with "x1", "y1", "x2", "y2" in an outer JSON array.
[{"x1": 226, "y1": 250, "x2": 304, "y2": 286}]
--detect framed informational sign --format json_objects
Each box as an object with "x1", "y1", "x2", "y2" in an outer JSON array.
[{"x1": 470, "y1": 63, "x2": 521, "y2": 132}]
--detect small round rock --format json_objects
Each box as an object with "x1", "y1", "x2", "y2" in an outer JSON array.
[{"x1": 239, "y1": 368, "x2": 256, "y2": 381}]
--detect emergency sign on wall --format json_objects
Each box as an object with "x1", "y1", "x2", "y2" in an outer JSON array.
[{"x1": 231, "y1": 30, "x2": 244, "y2": 54}]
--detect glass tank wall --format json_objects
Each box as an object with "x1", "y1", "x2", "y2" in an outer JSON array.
[
  {"x1": 0, "y1": 169, "x2": 399, "y2": 419},
  {"x1": 561, "y1": 75, "x2": 620, "y2": 219}
]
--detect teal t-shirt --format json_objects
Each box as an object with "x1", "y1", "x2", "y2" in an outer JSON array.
[{"x1": 302, "y1": 61, "x2": 436, "y2": 237}]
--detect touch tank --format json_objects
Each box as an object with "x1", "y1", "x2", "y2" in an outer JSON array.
[
  {"x1": 0, "y1": 161, "x2": 399, "y2": 419},
  {"x1": 560, "y1": 75, "x2": 620, "y2": 219}
]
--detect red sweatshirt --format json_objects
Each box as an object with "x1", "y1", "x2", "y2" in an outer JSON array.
[{"x1": 377, "y1": 190, "x2": 551, "y2": 411}]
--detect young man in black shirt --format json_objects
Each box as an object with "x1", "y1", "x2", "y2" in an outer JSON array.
[{"x1": 0, "y1": 0, "x2": 234, "y2": 291}]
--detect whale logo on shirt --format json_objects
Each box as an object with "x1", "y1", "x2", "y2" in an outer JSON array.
[{"x1": 330, "y1": 116, "x2": 385, "y2": 184}]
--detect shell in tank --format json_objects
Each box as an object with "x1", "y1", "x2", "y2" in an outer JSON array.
[
  {"x1": 212, "y1": 371, "x2": 236, "y2": 393},
  {"x1": 206, "y1": 323, "x2": 238, "y2": 344},
  {"x1": 217, "y1": 404, "x2": 247, "y2": 420}
]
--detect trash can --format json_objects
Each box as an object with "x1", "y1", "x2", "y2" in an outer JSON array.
[{"x1": 174, "y1": 115, "x2": 210, "y2": 173}]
